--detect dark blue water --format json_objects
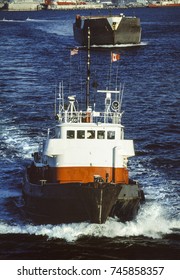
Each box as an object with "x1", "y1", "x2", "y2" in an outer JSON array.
[{"x1": 0, "y1": 7, "x2": 180, "y2": 260}]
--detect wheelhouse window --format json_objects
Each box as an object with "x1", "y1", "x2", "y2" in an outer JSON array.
[
  {"x1": 107, "y1": 131, "x2": 115, "y2": 139},
  {"x1": 67, "y1": 130, "x2": 75, "y2": 139},
  {"x1": 87, "y1": 130, "x2": 95, "y2": 139},
  {"x1": 77, "y1": 130, "x2": 85, "y2": 139},
  {"x1": 97, "y1": 130, "x2": 105, "y2": 139}
]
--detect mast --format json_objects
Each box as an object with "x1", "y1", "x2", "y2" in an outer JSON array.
[{"x1": 86, "y1": 26, "x2": 90, "y2": 109}]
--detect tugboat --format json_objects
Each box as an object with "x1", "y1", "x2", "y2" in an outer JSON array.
[
  {"x1": 73, "y1": 13, "x2": 142, "y2": 46},
  {"x1": 22, "y1": 29, "x2": 144, "y2": 224}
]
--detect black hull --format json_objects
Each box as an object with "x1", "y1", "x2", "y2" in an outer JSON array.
[
  {"x1": 73, "y1": 17, "x2": 141, "y2": 46},
  {"x1": 22, "y1": 169, "x2": 144, "y2": 224}
]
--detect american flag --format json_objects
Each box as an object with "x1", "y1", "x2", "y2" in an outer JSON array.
[{"x1": 70, "y1": 48, "x2": 79, "y2": 56}]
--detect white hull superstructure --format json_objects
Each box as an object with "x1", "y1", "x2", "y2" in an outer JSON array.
[{"x1": 42, "y1": 96, "x2": 134, "y2": 185}]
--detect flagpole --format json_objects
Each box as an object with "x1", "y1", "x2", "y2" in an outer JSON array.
[
  {"x1": 115, "y1": 61, "x2": 119, "y2": 90},
  {"x1": 69, "y1": 51, "x2": 72, "y2": 95},
  {"x1": 79, "y1": 50, "x2": 83, "y2": 107},
  {"x1": 86, "y1": 26, "x2": 90, "y2": 109},
  {"x1": 109, "y1": 52, "x2": 113, "y2": 89}
]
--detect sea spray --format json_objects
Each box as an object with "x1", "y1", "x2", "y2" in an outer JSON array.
[{"x1": 0, "y1": 203, "x2": 179, "y2": 242}]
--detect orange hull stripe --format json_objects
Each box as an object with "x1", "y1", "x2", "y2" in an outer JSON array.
[{"x1": 48, "y1": 166, "x2": 129, "y2": 184}]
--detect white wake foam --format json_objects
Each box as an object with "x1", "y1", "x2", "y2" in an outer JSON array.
[
  {"x1": 1, "y1": 124, "x2": 39, "y2": 159},
  {"x1": 0, "y1": 203, "x2": 179, "y2": 242},
  {"x1": 34, "y1": 19, "x2": 73, "y2": 37},
  {"x1": 0, "y1": 18, "x2": 26, "y2": 23},
  {"x1": 88, "y1": 42, "x2": 148, "y2": 48},
  {"x1": 26, "y1": 18, "x2": 52, "y2": 22}
]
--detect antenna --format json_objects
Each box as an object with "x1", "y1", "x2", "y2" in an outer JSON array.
[
  {"x1": 119, "y1": 83, "x2": 125, "y2": 112},
  {"x1": 86, "y1": 26, "x2": 90, "y2": 109},
  {"x1": 54, "y1": 85, "x2": 57, "y2": 117}
]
